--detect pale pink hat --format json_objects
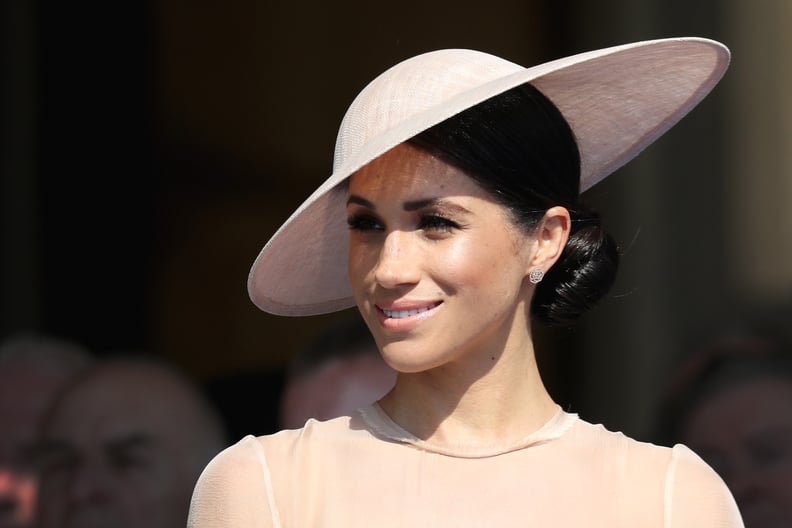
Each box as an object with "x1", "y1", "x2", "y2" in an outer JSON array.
[{"x1": 249, "y1": 37, "x2": 730, "y2": 316}]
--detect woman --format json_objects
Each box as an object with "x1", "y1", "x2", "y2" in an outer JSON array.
[{"x1": 189, "y1": 38, "x2": 743, "y2": 526}]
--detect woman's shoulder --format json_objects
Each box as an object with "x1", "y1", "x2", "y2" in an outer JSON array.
[
  {"x1": 560, "y1": 418, "x2": 712, "y2": 490},
  {"x1": 663, "y1": 443, "x2": 743, "y2": 526},
  {"x1": 188, "y1": 416, "x2": 364, "y2": 527},
  {"x1": 190, "y1": 432, "x2": 290, "y2": 500},
  {"x1": 187, "y1": 435, "x2": 280, "y2": 526},
  {"x1": 558, "y1": 418, "x2": 673, "y2": 487},
  {"x1": 565, "y1": 418, "x2": 742, "y2": 526},
  {"x1": 218, "y1": 414, "x2": 360, "y2": 460},
  {"x1": 228, "y1": 410, "x2": 384, "y2": 462},
  {"x1": 567, "y1": 416, "x2": 673, "y2": 458},
  {"x1": 195, "y1": 417, "x2": 355, "y2": 483},
  {"x1": 567, "y1": 417, "x2": 719, "y2": 472}
]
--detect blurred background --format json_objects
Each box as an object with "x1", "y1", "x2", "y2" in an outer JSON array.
[{"x1": 2, "y1": 0, "x2": 791, "y2": 440}]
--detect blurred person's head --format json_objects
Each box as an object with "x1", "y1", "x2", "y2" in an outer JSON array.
[
  {"x1": 0, "y1": 334, "x2": 92, "y2": 528},
  {"x1": 279, "y1": 316, "x2": 396, "y2": 429},
  {"x1": 36, "y1": 355, "x2": 228, "y2": 528},
  {"x1": 658, "y1": 330, "x2": 792, "y2": 528}
]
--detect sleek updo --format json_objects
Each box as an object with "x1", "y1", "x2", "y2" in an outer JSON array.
[{"x1": 408, "y1": 83, "x2": 619, "y2": 325}]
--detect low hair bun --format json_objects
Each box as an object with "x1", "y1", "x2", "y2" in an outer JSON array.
[{"x1": 531, "y1": 211, "x2": 620, "y2": 325}]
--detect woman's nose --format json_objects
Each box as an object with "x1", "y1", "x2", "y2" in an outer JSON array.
[{"x1": 373, "y1": 231, "x2": 421, "y2": 288}]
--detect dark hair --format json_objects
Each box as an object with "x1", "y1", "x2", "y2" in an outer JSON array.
[{"x1": 408, "y1": 83, "x2": 619, "y2": 325}]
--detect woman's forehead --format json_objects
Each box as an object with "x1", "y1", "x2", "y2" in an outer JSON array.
[{"x1": 348, "y1": 143, "x2": 482, "y2": 198}]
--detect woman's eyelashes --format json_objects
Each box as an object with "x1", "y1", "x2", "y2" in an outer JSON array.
[
  {"x1": 347, "y1": 211, "x2": 463, "y2": 235},
  {"x1": 417, "y1": 214, "x2": 462, "y2": 233},
  {"x1": 347, "y1": 213, "x2": 382, "y2": 232}
]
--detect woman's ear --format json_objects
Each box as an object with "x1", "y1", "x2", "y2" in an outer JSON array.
[{"x1": 529, "y1": 206, "x2": 571, "y2": 272}]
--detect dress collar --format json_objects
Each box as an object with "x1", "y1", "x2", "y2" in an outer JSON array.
[{"x1": 358, "y1": 402, "x2": 578, "y2": 458}]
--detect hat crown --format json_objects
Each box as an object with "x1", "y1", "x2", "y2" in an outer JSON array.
[{"x1": 333, "y1": 50, "x2": 523, "y2": 174}]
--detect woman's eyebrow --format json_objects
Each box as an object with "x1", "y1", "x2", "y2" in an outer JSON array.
[
  {"x1": 347, "y1": 195, "x2": 374, "y2": 208},
  {"x1": 347, "y1": 195, "x2": 471, "y2": 215},
  {"x1": 403, "y1": 198, "x2": 436, "y2": 211},
  {"x1": 404, "y1": 198, "x2": 471, "y2": 215}
]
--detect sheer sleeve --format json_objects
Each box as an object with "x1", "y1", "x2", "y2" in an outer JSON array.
[
  {"x1": 665, "y1": 444, "x2": 744, "y2": 528},
  {"x1": 187, "y1": 435, "x2": 281, "y2": 528}
]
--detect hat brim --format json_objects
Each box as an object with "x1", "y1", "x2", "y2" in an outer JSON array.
[{"x1": 248, "y1": 37, "x2": 730, "y2": 316}]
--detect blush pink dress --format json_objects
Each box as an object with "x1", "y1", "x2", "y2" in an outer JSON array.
[{"x1": 188, "y1": 404, "x2": 743, "y2": 527}]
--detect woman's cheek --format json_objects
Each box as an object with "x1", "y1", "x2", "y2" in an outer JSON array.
[
  {"x1": 439, "y1": 239, "x2": 492, "y2": 285},
  {"x1": 348, "y1": 242, "x2": 373, "y2": 285}
]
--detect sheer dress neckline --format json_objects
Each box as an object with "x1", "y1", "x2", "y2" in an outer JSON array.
[{"x1": 358, "y1": 402, "x2": 578, "y2": 459}]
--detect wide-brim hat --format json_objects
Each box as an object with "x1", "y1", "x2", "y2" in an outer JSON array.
[{"x1": 249, "y1": 37, "x2": 730, "y2": 316}]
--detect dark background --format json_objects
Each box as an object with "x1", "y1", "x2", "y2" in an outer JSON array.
[{"x1": 3, "y1": 0, "x2": 790, "y2": 439}]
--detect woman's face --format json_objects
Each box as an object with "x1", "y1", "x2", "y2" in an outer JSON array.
[{"x1": 346, "y1": 142, "x2": 537, "y2": 373}]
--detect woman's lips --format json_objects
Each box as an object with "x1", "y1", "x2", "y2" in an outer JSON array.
[
  {"x1": 376, "y1": 302, "x2": 442, "y2": 330},
  {"x1": 381, "y1": 305, "x2": 435, "y2": 319}
]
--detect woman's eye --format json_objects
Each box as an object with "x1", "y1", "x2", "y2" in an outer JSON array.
[
  {"x1": 347, "y1": 214, "x2": 382, "y2": 232},
  {"x1": 419, "y1": 215, "x2": 459, "y2": 232}
]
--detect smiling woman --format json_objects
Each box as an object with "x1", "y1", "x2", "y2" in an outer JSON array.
[
  {"x1": 347, "y1": 142, "x2": 544, "y2": 376},
  {"x1": 188, "y1": 39, "x2": 743, "y2": 527}
]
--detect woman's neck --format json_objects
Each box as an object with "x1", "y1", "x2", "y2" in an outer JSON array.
[{"x1": 377, "y1": 336, "x2": 557, "y2": 449}]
